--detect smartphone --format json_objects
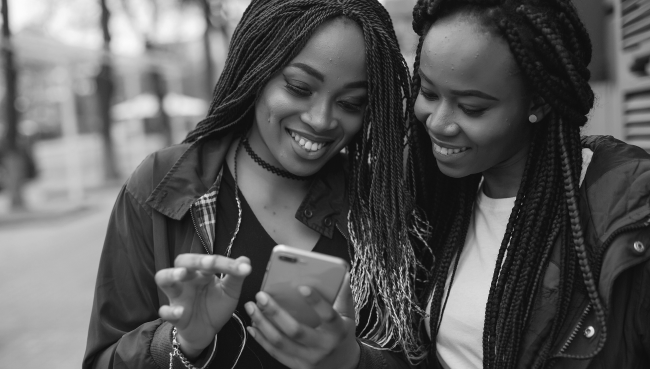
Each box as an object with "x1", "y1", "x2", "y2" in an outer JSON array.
[{"x1": 261, "y1": 245, "x2": 349, "y2": 328}]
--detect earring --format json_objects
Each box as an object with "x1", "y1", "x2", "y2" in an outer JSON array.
[{"x1": 528, "y1": 114, "x2": 538, "y2": 123}]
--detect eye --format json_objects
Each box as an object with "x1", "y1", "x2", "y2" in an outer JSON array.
[
  {"x1": 338, "y1": 98, "x2": 365, "y2": 114},
  {"x1": 419, "y1": 87, "x2": 438, "y2": 101},
  {"x1": 459, "y1": 105, "x2": 487, "y2": 117},
  {"x1": 284, "y1": 79, "x2": 312, "y2": 97}
]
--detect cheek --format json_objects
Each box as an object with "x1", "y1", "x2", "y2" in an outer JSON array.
[
  {"x1": 340, "y1": 116, "x2": 364, "y2": 145},
  {"x1": 413, "y1": 94, "x2": 429, "y2": 124},
  {"x1": 256, "y1": 89, "x2": 297, "y2": 126}
]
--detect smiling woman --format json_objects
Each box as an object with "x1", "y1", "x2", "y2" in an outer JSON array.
[
  {"x1": 83, "y1": 1, "x2": 427, "y2": 369},
  {"x1": 409, "y1": 1, "x2": 650, "y2": 369}
]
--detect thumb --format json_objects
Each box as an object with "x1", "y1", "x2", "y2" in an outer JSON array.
[
  {"x1": 332, "y1": 273, "x2": 355, "y2": 320},
  {"x1": 220, "y1": 256, "x2": 252, "y2": 300}
]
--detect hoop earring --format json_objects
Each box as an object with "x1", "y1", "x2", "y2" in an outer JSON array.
[{"x1": 528, "y1": 114, "x2": 538, "y2": 123}]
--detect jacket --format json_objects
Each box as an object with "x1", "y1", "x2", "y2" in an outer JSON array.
[
  {"x1": 517, "y1": 135, "x2": 650, "y2": 368},
  {"x1": 83, "y1": 134, "x2": 411, "y2": 369}
]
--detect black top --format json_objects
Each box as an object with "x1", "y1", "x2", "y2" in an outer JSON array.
[{"x1": 213, "y1": 166, "x2": 350, "y2": 368}]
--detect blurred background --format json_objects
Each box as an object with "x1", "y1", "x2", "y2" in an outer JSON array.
[{"x1": 0, "y1": 0, "x2": 646, "y2": 367}]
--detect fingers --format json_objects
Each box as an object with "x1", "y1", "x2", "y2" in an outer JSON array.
[
  {"x1": 244, "y1": 299, "x2": 315, "y2": 359},
  {"x1": 158, "y1": 304, "x2": 184, "y2": 325},
  {"x1": 174, "y1": 254, "x2": 252, "y2": 277},
  {"x1": 250, "y1": 293, "x2": 311, "y2": 342},
  {"x1": 298, "y1": 286, "x2": 345, "y2": 329},
  {"x1": 220, "y1": 256, "x2": 252, "y2": 300},
  {"x1": 331, "y1": 273, "x2": 355, "y2": 320}
]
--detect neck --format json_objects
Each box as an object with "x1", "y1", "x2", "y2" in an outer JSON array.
[
  {"x1": 481, "y1": 147, "x2": 529, "y2": 199},
  {"x1": 226, "y1": 136, "x2": 312, "y2": 194}
]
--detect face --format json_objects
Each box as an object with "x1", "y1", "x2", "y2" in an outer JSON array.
[
  {"x1": 413, "y1": 14, "x2": 535, "y2": 179},
  {"x1": 248, "y1": 18, "x2": 367, "y2": 176}
]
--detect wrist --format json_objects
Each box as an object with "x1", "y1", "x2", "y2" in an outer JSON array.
[{"x1": 175, "y1": 329, "x2": 210, "y2": 360}]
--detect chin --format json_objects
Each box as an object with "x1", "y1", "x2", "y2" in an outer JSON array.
[{"x1": 436, "y1": 163, "x2": 471, "y2": 179}]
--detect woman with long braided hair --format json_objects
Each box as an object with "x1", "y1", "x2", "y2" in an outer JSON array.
[
  {"x1": 408, "y1": 0, "x2": 650, "y2": 368},
  {"x1": 84, "y1": 0, "x2": 429, "y2": 368}
]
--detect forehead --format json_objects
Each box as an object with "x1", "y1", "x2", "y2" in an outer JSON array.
[
  {"x1": 289, "y1": 18, "x2": 367, "y2": 81},
  {"x1": 420, "y1": 16, "x2": 517, "y2": 90}
]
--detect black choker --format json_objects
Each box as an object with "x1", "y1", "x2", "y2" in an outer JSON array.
[{"x1": 242, "y1": 138, "x2": 313, "y2": 181}]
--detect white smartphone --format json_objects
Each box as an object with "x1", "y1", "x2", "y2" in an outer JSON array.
[{"x1": 260, "y1": 245, "x2": 349, "y2": 328}]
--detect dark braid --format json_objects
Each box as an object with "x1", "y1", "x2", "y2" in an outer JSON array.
[
  {"x1": 411, "y1": 0, "x2": 605, "y2": 367},
  {"x1": 183, "y1": 0, "x2": 429, "y2": 362}
]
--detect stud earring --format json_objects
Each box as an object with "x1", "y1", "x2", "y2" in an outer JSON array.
[{"x1": 528, "y1": 114, "x2": 538, "y2": 123}]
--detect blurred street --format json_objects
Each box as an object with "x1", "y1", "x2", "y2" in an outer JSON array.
[{"x1": 0, "y1": 186, "x2": 119, "y2": 368}]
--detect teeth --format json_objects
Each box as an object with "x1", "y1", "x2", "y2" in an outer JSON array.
[
  {"x1": 289, "y1": 130, "x2": 328, "y2": 152},
  {"x1": 433, "y1": 143, "x2": 468, "y2": 156}
]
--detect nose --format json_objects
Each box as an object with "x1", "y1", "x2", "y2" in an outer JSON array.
[
  {"x1": 300, "y1": 98, "x2": 337, "y2": 132},
  {"x1": 424, "y1": 104, "x2": 460, "y2": 137}
]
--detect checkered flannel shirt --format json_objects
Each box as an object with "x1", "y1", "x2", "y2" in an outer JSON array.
[{"x1": 192, "y1": 168, "x2": 224, "y2": 253}]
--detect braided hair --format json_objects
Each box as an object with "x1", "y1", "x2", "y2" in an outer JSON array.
[
  {"x1": 184, "y1": 0, "x2": 430, "y2": 362},
  {"x1": 409, "y1": 0, "x2": 606, "y2": 367}
]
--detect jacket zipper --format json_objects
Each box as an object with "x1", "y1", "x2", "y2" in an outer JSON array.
[
  {"x1": 557, "y1": 215, "x2": 650, "y2": 357},
  {"x1": 336, "y1": 222, "x2": 349, "y2": 241},
  {"x1": 190, "y1": 204, "x2": 212, "y2": 255},
  {"x1": 557, "y1": 304, "x2": 591, "y2": 355}
]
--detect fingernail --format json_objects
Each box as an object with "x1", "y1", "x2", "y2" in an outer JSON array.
[
  {"x1": 174, "y1": 306, "x2": 183, "y2": 317},
  {"x1": 245, "y1": 302, "x2": 255, "y2": 315},
  {"x1": 257, "y1": 292, "x2": 268, "y2": 306},
  {"x1": 238, "y1": 263, "x2": 251, "y2": 274},
  {"x1": 201, "y1": 256, "x2": 214, "y2": 268},
  {"x1": 247, "y1": 327, "x2": 256, "y2": 338},
  {"x1": 173, "y1": 268, "x2": 184, "y2": 279},
  {"x1": 298, "y1": 286, "x2": 311, "y2": 297}
]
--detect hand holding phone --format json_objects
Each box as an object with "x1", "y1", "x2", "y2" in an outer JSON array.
[{"x1": 260, "y1": 245, "x2": 349, "y2": 327}]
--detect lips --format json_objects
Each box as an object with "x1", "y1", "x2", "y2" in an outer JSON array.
[
  {"x1": 288, "y1": 129, "x2": 332, "y2": 153},
  {"x1": 432, "y1": 142, "x2": 469, "y2": 156}
]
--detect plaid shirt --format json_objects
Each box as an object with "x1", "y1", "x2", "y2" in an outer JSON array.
[{"x1": 192, "y1": 168, "x2": 224, "y2": 253}]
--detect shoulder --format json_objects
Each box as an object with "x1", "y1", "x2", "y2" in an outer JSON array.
[
  {"x1": 581, "y1": 135, "x2": 650, "y2": 182},
  {"x1": 124, "y1": 143, "x2": 193, "y2": 207},
  {"x1": 581, "y1": 135, "x2": 650, "y2": 205}
]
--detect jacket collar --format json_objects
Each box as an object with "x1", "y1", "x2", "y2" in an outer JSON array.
[{"x1": 144, "y1": 135, "x2": 350, "y2": 239}]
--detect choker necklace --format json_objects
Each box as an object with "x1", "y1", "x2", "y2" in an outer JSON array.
[{"x1": 241, "y1": 137, "x2": 313, "y2": 181}]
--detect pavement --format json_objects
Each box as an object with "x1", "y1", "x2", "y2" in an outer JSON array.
[{"x1": 0, "y1": 184, "x2": 121, "y2": 368}]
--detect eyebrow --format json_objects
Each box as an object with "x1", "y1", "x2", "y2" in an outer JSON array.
[
  {"x1": 419, "y1": 69, "x2": 499, "y2": 101},
  {"x1": 289, "y1": 62, "x2": 367, "y2": 90}
]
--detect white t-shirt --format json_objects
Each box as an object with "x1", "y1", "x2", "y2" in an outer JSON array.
[
  {"x1": 426, "y1": 188, "x2": 515, "y2": 369},
  {"x1": 424, "y1": 148, "x2": 593, "y2": 369}
]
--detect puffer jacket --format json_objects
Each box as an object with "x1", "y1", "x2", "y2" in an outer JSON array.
[{"x1": 83, "y1": 134, "x2": 411, "y2": 369}]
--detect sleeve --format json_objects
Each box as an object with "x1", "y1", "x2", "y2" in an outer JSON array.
[
  {"x1": 82, "y1": 185, "x2": 164, "y2": 368},
  {"x1": 83, "y1": 186, "x2": 217, "y2": 369},
  {"x1": 356, "y1": 339, "x2": 421, "y2": 369}
]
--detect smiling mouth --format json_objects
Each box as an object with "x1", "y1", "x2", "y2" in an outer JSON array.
[
  {"x1": 433, "y1": 142, "x2": 469, "y2": 156},
  {"x1": 288, "y1": 129, "x2": 332, "y2": 153}
]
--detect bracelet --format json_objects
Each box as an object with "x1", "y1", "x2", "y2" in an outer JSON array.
[{"x1": 169, "y1": 327, "x2": 217, "y2": 369}]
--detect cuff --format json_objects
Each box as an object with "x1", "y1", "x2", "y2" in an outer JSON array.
[{"x1": 150, "y1": 322, "x2": 217, "y2": 369}]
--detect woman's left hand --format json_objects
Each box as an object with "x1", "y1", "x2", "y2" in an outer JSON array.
[{"x1": 244, "y1": 274, "x2": 360, "y2": 369}]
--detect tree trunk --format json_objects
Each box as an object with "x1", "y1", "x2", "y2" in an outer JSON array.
[
  {"x1": 2, "y1": 0, "x2": 25, "y2": 210},
  {"x1": 97, "y1": 0, "x2": 120, "y2": 180},
  {"x1": 96, "y1": 61, "x2": 119, "y2": 179}
]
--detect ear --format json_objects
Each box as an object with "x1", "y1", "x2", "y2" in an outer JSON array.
[{"x1": 528, "y1": 95, "x2": 552, "y2": 123}]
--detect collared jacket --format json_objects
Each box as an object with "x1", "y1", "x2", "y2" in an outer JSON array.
[
  {"x1": 83, "y1": 134, "x2": 411, "y2": 369},
  {"x1": 425, "y1": 136, "x2": 650, "y2": 369},
  {"x1": 516, "y1": 136, "x2": 650, "y2": 368}
]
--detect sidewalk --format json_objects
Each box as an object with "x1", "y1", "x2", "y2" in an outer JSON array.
[{"x1": 0, "y1": 180, "x2": 123, "y2": 229}]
